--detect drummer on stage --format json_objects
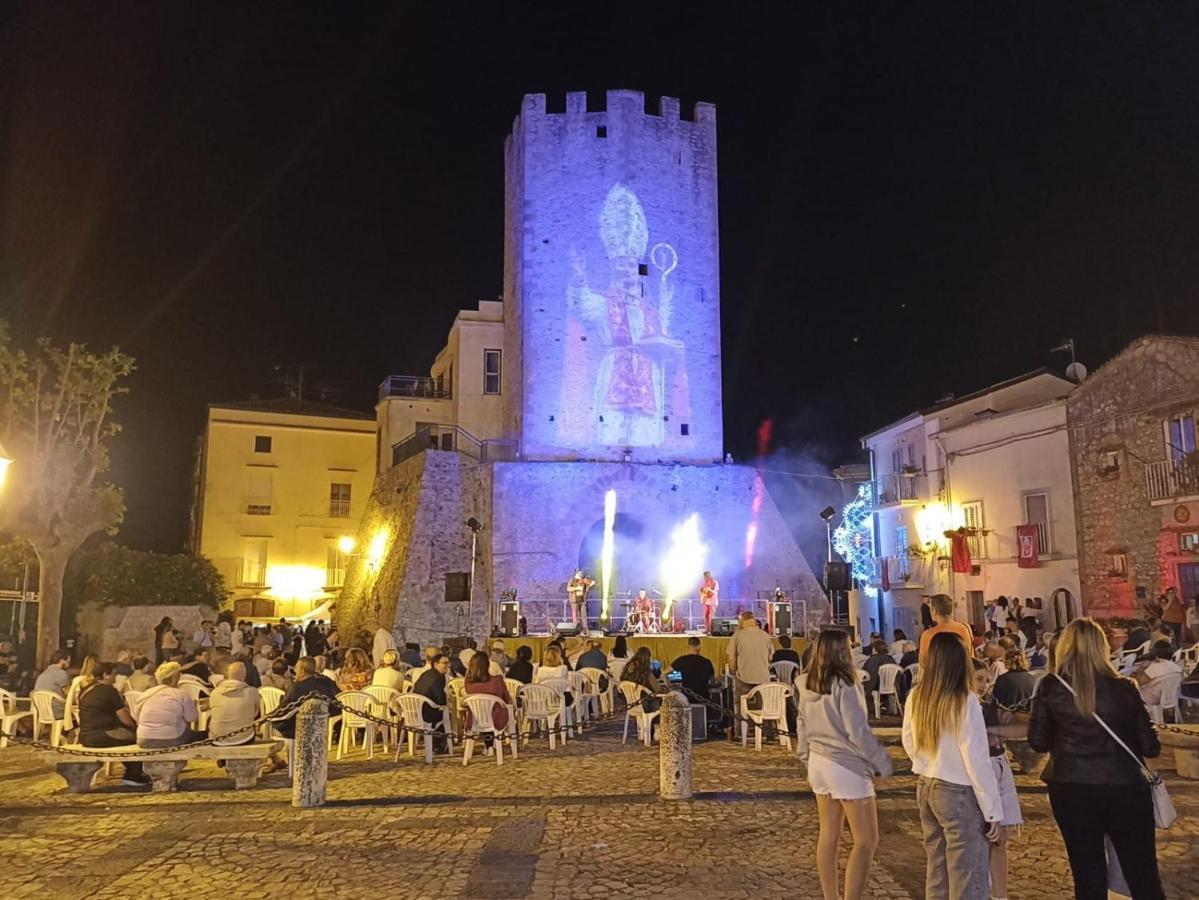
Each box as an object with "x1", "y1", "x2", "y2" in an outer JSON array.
[
  {"x1": 634, "y1": 589, "x2": 658, "y2": 633},
  {"x1": 699, "y1": 570, "x2": 719, "y2": 634},
  {"x1": 567, "y1": 569, "x2": 595, "y2": 634}
]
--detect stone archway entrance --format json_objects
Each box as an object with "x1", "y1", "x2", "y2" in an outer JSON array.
[
  {"x1": 577, "y1": 513, "x2": 668, "y2": 623},
  {"x1": 1051, "y1": 587, "x2": 1079, "y2": 630}
]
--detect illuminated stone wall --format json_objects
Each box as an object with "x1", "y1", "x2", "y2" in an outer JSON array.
[
  {"x1": 1066, "y1": 335, "x2": 1199, "y2": 615},
  {"x1": 504, "y1": 90, "x2": 723, "y2": 463}
]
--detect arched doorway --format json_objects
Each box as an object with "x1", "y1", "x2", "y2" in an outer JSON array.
[
  {"x1": 576, "y1": 512, "x2": 665, "y2": 599},
  {"x1": 1051, "y1": 587, "x2": 1079, "y2": 630}
]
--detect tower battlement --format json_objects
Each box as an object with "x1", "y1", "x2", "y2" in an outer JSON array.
[
  {"x1": 503, "y1": 89, "x2": 723, "y2": 465},
  {"x1": 514, "y1": 90, "x2": 716, "y2": 127}
]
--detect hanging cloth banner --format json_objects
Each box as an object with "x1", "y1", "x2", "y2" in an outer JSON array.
[
  {"x1": 881, "y1": 557, "x2": 891, "y2": 592},
  {"x1": 1016, "y1": 524, "x2": 1041, "y2": 569},
  {"x1": 951, "y1": 532, "x2": 973, "y2": 573}
]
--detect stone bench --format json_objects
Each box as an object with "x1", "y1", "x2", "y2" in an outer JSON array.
[
  {"x1": 1157, "y1": 725, "x2": 1199, "y2": 779},
  {"x1": 42, "y1": 741, "x2": 284, "y2": 793}
]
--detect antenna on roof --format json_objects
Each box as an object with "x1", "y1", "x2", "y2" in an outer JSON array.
[{"x1": 1051, "y1": 338, "x2": 1087, "y2": 383}]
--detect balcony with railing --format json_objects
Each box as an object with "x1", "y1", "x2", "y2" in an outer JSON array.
[
  {"x1": 1146, "y1": 456, "x2": 1199, "y2": 503},
  {"x1": 1009, "y1": 522, "x2": 1053, "y2": 557},
  {"x1": 329, "y1": 499, "x2": 351, "y2": 518},
  {"x1": 236, "y1": 564, "x2": 267, "y2": 589},
  {"x1": 873, "y1": 471, "x2": 926, "y2": 507},
  {"x1": 871, "y1": 554, "x2": 914, "y2": 587},
  {"x1": 391, "y1": 424, "x2": 518, "y2": 467},
  {"x1": 378, "y1": 375, "x2": 452, "y2": 403}
]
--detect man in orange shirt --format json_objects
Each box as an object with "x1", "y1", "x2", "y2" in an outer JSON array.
[{"x1": 918, "y1": 593, "x2": 974, "y2": 659}]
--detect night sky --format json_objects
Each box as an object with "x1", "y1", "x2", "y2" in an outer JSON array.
[{"x1": 2, "y1": 3, "x2": 1198, "y2": 554}]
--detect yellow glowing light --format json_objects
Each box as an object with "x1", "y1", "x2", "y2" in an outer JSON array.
[
  {"x1": 601, "y1": 490, "x2": 617, "y2": 621},
  {"x1": 367, "y1": 529, "x2": 388, "y2": 569},
  {"x1": 0, "y1": 456, "x2": 9, "y2": 489},
  {"x1": 660, "y1": 513, "x2": 707, "y2": 621},
  {"x1": 338, "y1": 535, "x2": 357, "y2": 555},
  {"x1": 915, "y1": 502, "x2": 954, "y2": 548},
  {"x1": 265, "y1": 566, "x2": 325, "y2": 601}
]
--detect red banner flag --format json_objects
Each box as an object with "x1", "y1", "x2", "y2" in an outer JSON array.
[
  {"x1": 951, "y1": 532, "x2": 973, "y2": 573},
  {"x1": 1016, "y1": 524, "x2": 1040, "y2": 568}
]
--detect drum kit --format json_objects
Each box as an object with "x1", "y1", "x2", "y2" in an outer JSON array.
[{"x1": 618, "y1": 590, "x2": 665, "y2": 634}]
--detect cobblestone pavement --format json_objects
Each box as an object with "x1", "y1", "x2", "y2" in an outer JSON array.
[{"x1": 1, "y1": 717, "x2": 1197, "y2": 899}]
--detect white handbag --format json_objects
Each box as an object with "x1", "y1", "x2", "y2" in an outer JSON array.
[{"x1": 1054, "y1": 674, "x2": 1176, "y2": 829}]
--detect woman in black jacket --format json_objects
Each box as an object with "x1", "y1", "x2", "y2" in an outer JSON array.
[{"x1": 1028, "y1": 618, "x2": 1164, "y2": 900}]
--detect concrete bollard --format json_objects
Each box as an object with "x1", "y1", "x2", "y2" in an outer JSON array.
[
  {"x1": 659, "y1": 691, "x2": 693, "y2": 800},
  {"x1": 292, "y1": 697, "x2": 329, "y2": 808}
]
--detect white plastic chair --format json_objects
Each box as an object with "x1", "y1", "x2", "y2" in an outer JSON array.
[
  {"x1": 740, "y1": 683, "x2": 793, "y2": 751},
  {"x1": 873, "y1": 663, "x2": 902, "y2": 717},
  {"x1": 904, "y1": 663, "x2": 921, "y2": 687},
  {"x1": 445, "y1": 677, "x2": 467, "y2": 735},
  {"x1": 517, "y1": 683, "x2": 565, "y2": 750},
  {"x1": 31, "y1": 691, "x2": 66, "y2": 747},
  {"x1": 538, "y1": 677, "x2": 575, "y2": 741},
  {"x1": 770, "y1": 660, "x2": 799, "y2": 685},
  {"x1": 461, "y1": 695, "x2": 514, "y2": 766},
  {"x1": 502, "y1": 678, "x2": 525, "y2": 737},
  {"x1": 618, "y1": 681, "x2": 660, "y2": 747},
  {"x1": 1143, "y1": 671, "x2": 1184, "y2": 724},
  {"x1": 364, "y1": 685, "x2": 401, "y2": 751},
  {"x1": 579, "y1": 668, "x2": 612, "y2": 716},
  {"x1": 0, "y1": 689, "x2": 33, "y2": 748},
  {"x1": 258, "y1": 686, "x2": 285, "y2": 738},
  {"x1": 394, "y1": 693, "x2": 452, "y2": 763},
  {"x1": 178, "y1": 680, "x2": 209, "y2": 729},
  {"x1": 335, "y1": 691, "x2": 377, "y2": 759},
  {"x1": 62, "y1": 677, "x2": 83, "y2": 733}
]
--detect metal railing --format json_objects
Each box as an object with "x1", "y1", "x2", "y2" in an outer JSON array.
[
  {"x1": 1145, "y1": 457, "x2": 1199, "y2": 502},
  {"x1": 391, "y1": 424, "x2": 517, "y2": 467},
  {"x1": 378, "y1": 375, "x2": 452, "y2": 402},
  {"x1": 236, "y1": 564, "x2": 267, "y2": 589},
  {"x1": 874, "y1": 472, "x2": 925, "y2": 506},
  {"x1": 329, "y1": 499, "x2": 351, "y2": 518},
  {"x1": 872, "y1": 554, "x2": 912, "y2": 586}
]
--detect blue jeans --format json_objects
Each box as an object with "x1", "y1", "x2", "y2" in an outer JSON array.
[{"x1": 916, "y1": 776, "x2": 990, "y2": 899}]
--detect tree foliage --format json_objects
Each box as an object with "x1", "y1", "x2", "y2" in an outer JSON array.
[
  {"x1": 0, "y1": 322, "x2": 135, "y2": 665},
  {"x1": 65, "y1": 544, "x2": 226, "y2": 618}
]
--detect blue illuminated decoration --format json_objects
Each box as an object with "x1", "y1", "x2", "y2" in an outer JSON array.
[
  {"x1": 832, "y1": 483, "x2": 876, "y2": 594},
  {"x1": 566, "y1": 183, "x2": 689, "y2": 448}
]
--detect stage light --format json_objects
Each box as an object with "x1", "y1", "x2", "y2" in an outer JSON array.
[
  {"x1": 660, "y1": 513, "x2": 706, "y2": 621},
  {"x1": 601, "y1": 490, "x2": 616, "y2": 621},
  {"x1": 916, "y1": 502, "x2": 953, "y2": 548},
  {"x1": 338, "y1": 535, "x2": 357, "y2": 555}
]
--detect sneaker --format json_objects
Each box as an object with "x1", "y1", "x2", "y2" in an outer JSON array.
[{"x1": 121, "y1": 774, "x2": 151, "y2": 787}]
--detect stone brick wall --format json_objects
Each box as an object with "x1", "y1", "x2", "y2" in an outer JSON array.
[
  {"x1": 504, "y1": 90, "x2": 723, "y2": 463},
  {"x1": 76, "y1": 602, "x2": 209, "y2": 661},
  {"x1": 1067, "y1": 336, "x2": 1199, "y2": 615}
]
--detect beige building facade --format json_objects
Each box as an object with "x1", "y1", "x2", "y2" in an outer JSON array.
[
  {"x1": 190, "y1": 400, "x2": 376, "y2": 620},
  {"x1": 375, "y1": 299, "x2": 511, "y2": 472}
]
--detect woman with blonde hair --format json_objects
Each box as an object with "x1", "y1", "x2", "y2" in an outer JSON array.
[
  {"x1": 902, "y1": 632, "x2": 1003, "y2": 899},
  {"x1": 1028, "y1": 618, "x2": 1163, "y2": 899},
  {"x1": 336, "y1": 647, "x2": 373, "y2": 692},
  {"x1": 797, "y1": 629, "x2": 892, "y2": 900}
]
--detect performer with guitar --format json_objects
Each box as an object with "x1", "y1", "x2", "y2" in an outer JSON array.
[
  {"x1": 700, "y1": 570, "x2": 720, "y2": 634},
  {"x1": 567, "y1": 569, "x2": 595, "y2": 634}
]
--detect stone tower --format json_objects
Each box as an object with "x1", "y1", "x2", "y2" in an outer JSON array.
[{"x1": 503, "y1": 90, "x2": 722, "y2": 463}]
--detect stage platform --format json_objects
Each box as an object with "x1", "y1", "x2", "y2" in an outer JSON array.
[{"x1": 497, "y1": 632, "x2": 808, "y2": 673}]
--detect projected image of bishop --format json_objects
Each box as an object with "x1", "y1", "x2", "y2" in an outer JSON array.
[{"x1": 568, "y1": 183, "x2": 690, "y2": 448}]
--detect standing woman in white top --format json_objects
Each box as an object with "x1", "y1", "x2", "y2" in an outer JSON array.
[
  {"x1": 796, "y1": 630, "x2": 893, "y2": 900},
  {"x1": 902, "y1": 631, "x2": 1004, "y2": 900}
]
